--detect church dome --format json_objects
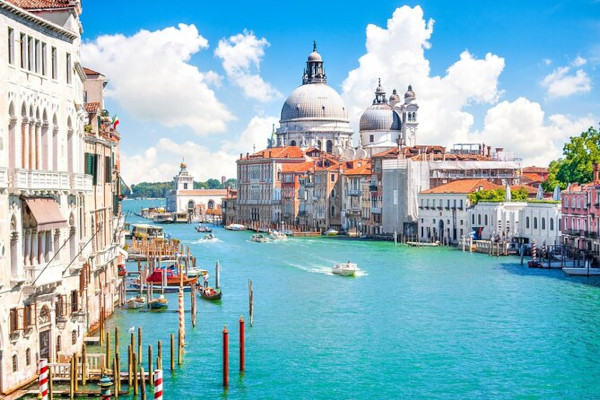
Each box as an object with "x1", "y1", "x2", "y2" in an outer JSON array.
[
  {"x1": 307, "y1": 50, "x2": 322, "y2": 62},
  {"x1": 359, "y1": 80, "x2": 401, "y2": 132},
  {"x1": 404, "y1": 84, "x2": 416, "y2": 100},
  {"x1": 280, "y1": 83, "x2": 349, "y2": 123},
  {"x1": 389, "y1": 89, "x2": 400, "y2": 103}
]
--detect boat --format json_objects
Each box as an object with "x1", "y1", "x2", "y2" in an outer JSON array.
[
  {"x1": 563, "y1": 261, "x2": 600, "y2": 276},
  {"x1": 173, "y1": 211, "x2": 189, "y2": 223},
  {"x1": 199, "y1": 286, "x2": 222, "y2": 300},
  {"x1": 130, "y1": 224, "x2": 164, "y2": 240},
  {"x1": 152, "y1": 213, "x2": 173, "y2": 224},
  {"x1": 146, "y1": 266, "x2": 199, "y2": 286},
  {"x1": 527, "y1": 260, "x2": 543, "y2": 268},
  {"x1": 196, "y1": 224, "x2": 212, "y2": 233},
  {"x1": 324, "y1": 228, "x2": 338, "y2": 236},
  {"x1": 251, "y1": 234, "x2": 269, "y2": 243},
  {"x1": 268, "y1": 230, "x2": 287, "y2": 240},
  {"x1": 204, "y1": 233, "x2": 215, "y2": 240},
  {"x1": 148, "y1": 295, "x2": 168, "y2": 310},
  {"x1": 186, "y1": 267, "x2": 208, "y2": 278},
  {"x1": 118, "y1": 264, "x2": 127, "y2": 277},
  {"x1": 125, "y1": 296, "x2": 146, "y2": 309},
  {"x1": 225, "y1": 223, "x2": 246, "y2": 231},
  {"x1": 332, "y1": 262, "x2": 358, "y2": 276}
]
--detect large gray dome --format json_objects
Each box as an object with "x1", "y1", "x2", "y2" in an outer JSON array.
[
  {"x1": 359, "y1": 104, "x2": 401, "y2": 132},
  {"x1": 280, "y1": 83, "x2": 349, "y2": 123}
]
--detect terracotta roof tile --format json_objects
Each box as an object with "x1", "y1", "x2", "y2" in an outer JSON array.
[
  {"x1": 6, "y1": 0, "x2": 73, "y2": 9},
  {"x1": 83, "y1": 67, "x2": 102, "y2": 76},
  {"x1": 343, "y1": 160, "x2": 372, "y2": 176},
  {"x1": 511, "y1": 185, "x2": 538, "y2": 195},
  {"x1": 421, "y1": 179, "x2": 502, "y2": 194},
  {"x1": 247, "y1": 146, "x2": 305, "y2": 159},
  {"x1": 523, "y1": 166, "x2": 548, "y2": 173},
  {"x1": 178, "y1": 189, "x2": 228, "y2": 196}
]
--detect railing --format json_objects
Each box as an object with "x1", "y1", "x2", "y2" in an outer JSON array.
[
  {"x1": 347, "y1": 189, "x2": 361, "y2": 196},
  {"x1": 370, "y1": 207, "x2": 382, "y2": 214},
  {"x1": 0, "y1": 167, "x2": 7, "y2": 189},
  {"x1": 9, "y1": 168, "x2": 70, "y2": 191},
  {"x1": 93, "y1": 244, "x2": 120, "y2": 270},
  {"x1": 70, "y1": 172, "x2": 93, "y2": 192},
  {"x1": 23, "y1": 260, "x2": 63, "y2": 289}
]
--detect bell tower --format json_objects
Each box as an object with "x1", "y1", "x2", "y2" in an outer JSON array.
[{"x1": 174, "y1": 161, "x2": 194, "y2": 191}]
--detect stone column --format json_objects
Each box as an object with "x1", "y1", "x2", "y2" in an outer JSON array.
[
  {"x1": 31, "y1": 229, "x2": 38, "y2": 266},
  {"x1": 39, "y1": 231, "x2": 45, "y2": 264},
  {"x1": 35, "y1": 121, "x2": 41, "y2": 170},
  {"x1": 23, "y1": 229, "x2": 30, "y2": 266},
  {"x1": 29, "y1": 120, "x2": 34, "y2": 169},
  {"x1": 21, "y1": 117, "x2": 28, "y2": 169}
]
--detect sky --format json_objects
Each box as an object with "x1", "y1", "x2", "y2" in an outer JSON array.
[{"x1": 78, "y1": 0, "x2": 600, "y2": 184}]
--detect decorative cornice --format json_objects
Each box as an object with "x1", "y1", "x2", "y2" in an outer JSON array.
[{"x1": 0, "y1": 0, "x2": 78, "y2": 41}]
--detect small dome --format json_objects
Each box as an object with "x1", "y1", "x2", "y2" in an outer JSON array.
[
  {"x1": 359, "y1": 104, "x2": 401, "y2": 132},
  {"x1": 307, "y1": 51, "x2": 322, "y2": 62},
  {"x1": 389, "y1": 89, "x2": 400, "y2": 102},
  {"x1": 404, "y1": 84, "x2": 416, "y2": 100},
  {"x1": 280, "y1": 84, "x2": 348, "y2": 123},
  {"x1": 180, "y1": 162, "x2": 187, "y2": 169}
]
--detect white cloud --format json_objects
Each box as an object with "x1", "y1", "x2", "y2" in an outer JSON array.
[
  {"x1": 122, "y1": 115, "x2": 279, "y2": 184},
  {"x1": 541, "y1": 58, "x2": 591, "y2": 98},
  {"x1": 215, "y1": 31, "x2": 282, "y2": 102},
  {"x1": 476, "y1": 97, "x2": 596, "y2": 166},
  {"x1": 341, "y1": 5, "x2": 505, "y2": 147},
  {"x1": 82, "y1": 24, "x2": 234, "y2": 135}
]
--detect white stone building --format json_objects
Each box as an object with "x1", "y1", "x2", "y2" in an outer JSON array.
[
  {"x1": 418, "y1": 179, "x2": 501, "y2": 244},
  {"x1": 166, "y1": 163, "x2": 227, "y2": 216}
]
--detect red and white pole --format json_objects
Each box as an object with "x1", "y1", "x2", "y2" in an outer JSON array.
[
  {"x1": 153, "y1": 369, "x2": 163, "y2": 400},
  {"x1": 532, "y1": 240, "x2": 537, "y2": 262},
  {"x1": 38, "y1": 359, "x2": 49, "y2": 400},
  {"x1": 178, "y1": 287, "x2": 185, "y2": 347}
]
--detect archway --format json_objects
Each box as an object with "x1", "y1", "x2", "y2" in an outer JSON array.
[
  {"x1": 438, "y1": 219, "x2": 445, "y2": 243},
  {"x1": 326, "y1": 140, "x2": 333, "y2": 153},
  {"x1": 290, "y1": 140, "x2": 297, "y2": 147},
  {"x1": 8, "y1": 102, "x2": 16, "y2": 168},
  {"x1": 207, "y1": 200, "x2": 215, "y2": 210}
]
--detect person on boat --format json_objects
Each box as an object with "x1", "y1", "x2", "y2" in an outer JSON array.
[{"x1": 203, "y1": 273, "x2": 209, "y2": 288}]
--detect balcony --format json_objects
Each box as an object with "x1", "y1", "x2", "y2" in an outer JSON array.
[
  {"x1": 346, "y1": 207, "x2": 360, "y2": 214},
  {"x1": 347, "y1": 189, "x2": 361, "y2": 196},
  {"x1": 564, "y1": 229, "x2": 582, "y2": 236},
  {"x1": 23, "y1": 260, "x2": 63, "y2": 291},
  {"x1": 370, "y1": 207, "x2": 382, "y2": 214},
  {"x1": 9, "y1": 168, "x2": 70, "y2": 193},
  {"x1": 92, "y1": 244, "x2": 120, "y2": 270},
  {"x1": 70, "y1": 173, "x2": 93, "y2": 192}
]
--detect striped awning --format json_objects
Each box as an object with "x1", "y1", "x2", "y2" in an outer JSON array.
[{"x1": 24, "y1": 198, "x2": 68, "y2": 231}]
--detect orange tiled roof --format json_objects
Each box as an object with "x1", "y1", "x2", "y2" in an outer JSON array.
[
  {"x1": 247, "y1": 146, "x2": 305, "y2": 159},
  {"x1": 282, "y1": 161, "x2": 314, "y2": 173},
  {"x1": 84, "y1": 67, "x2": 102, "y2": 76},
  {"x1": 511, "y1": 185, "x2": 539, "y2": 195},
  {"x1": 372, "y1": 147, "x2": 400, "y2": 158},
  {"x1": 343, "y1": 160, "x2": 372, "y2": 176},
  {"x1": 523, "y1": 166, "x2": 548, "y2": 174},
  {"x1": 6, "y1": 0, "x2": 73, "y2": 9},
  {"x1": 84, "y1": 102, "x2": 100, "y2": 113},
  {"x1": 178, "y1": 189, "x2": 228, "y2": 196},
  {"x1": 421, "y1": 179, "x2": 502, "y2": 194}
]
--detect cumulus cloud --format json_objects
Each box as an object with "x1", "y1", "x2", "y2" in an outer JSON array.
[
  {"x1": 341, "y1": 5, "x2": 505, "y2": 147},
  {"x1": 476, "y1": 97, "x2": 596, "y2": 166},
  {"x1": 82, "y1": 24, "x2": 234, "y2": 135},
  {"x1": 122, "y1": 115, "x2": 279, "y2": 184},
  {"x1": 215, "y1": 31, "x2": 282, "y2": 102},
  {"x1": 541, "y1": 57, "x2": 591, "y2": 98}
]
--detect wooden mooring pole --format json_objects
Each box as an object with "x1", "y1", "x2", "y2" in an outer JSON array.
[
  {"x1": 223, "y1": 325, "x2": 229, "y2": 387},
  {"x1": 239, "y1": 317, "x2": 245, "y2": 372},
  {"x1": 170, "y1": 334, "x2": 175, "y2": 371}
]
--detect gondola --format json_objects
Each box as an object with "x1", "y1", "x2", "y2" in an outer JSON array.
[
  {"x1": 148, "y1": 295, "x2": 168, "y2": 310},
  {"x1": 199, "y1": 285, "x2": 222, "y2": 301}
]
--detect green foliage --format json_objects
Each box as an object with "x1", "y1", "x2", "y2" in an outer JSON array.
[
  {"x1": 468, "y1": 187, "x2": 529, "y2": 205},
  {"x1": 543, "y1": 126, "x2": 600, "y2": 190},
  {"x1": 131, "y1": 178, "x2": 238, "y2": 198}
]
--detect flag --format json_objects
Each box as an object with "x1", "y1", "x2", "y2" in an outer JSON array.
[{"x1": 112, "y1": 115, "x2": 120, "y2": 129}]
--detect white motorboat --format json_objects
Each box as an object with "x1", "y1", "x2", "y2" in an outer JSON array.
[
  {"x1": 269, "y1": 230, "x2": 287, "y2": 240},
  {"x1": 563, "y1": 262, "x2": 600, "y2": 276},
  {"x1": 332, "y1": 262, "x2": 358, "y2": 276},
  {"x1": 225, "y1": 223, "x2": 246, "y2": 231},
  {"x1": 324, "y1": 228, "x2": 338, "y2": 236},
  {"x1": 251, "y1": 234, "x2": 269, "y2": 243},
  {"x1": 125, "y1": 296, "x2": 146, "y2": 309}
]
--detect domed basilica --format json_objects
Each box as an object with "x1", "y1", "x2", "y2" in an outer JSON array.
[{"x1": 275, "y1": 43, "x2": 419, "y2": 157}]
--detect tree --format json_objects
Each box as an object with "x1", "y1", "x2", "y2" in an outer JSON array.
[
  {"x1": 206, "y1": 178, "x2": 221, "y2": 189},
  {"x1": 543, "y1": 126, "x2": 600, "y2": 190},
  {"x1": 467, "y1": 187, "x2": 529, "y2": 205}
]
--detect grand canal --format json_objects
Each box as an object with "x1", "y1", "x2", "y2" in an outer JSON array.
[{"x1": 110, "y1": 199, "x2": 600, "y2": 399}]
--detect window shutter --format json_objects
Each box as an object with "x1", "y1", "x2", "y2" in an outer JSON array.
[
  {"x1": 85, "y1": 153, "x2": 93, "y2": 175},
  {"x1": 105, "y1": 156, "x2": 111, "y2": 183},
  {"x1": 17, "y1": 308, "x2": 24, "y2": 330}
]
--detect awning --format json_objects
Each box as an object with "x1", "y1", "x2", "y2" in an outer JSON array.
[{"x1": 24, "y1": 198, "x2": 68, "y2": 231}]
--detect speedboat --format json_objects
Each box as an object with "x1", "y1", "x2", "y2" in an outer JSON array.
[
  {"x1": 251, "y1": 234, "x2": 269, "y2": 243},
  {"x1": 186, "y1": 268, "x2": 208, "y2": 278},
  {"x1": 269, "y1": 230, "x2": 287, "y2": 240},
  {"x1": 324, "y1": 228, "x2": 338, "y2": 237},
  {"x1": 204, "y1": 233, "x2": 215, "y2": 240},
  {"x1": 225, "y1": 224, "x2": 246, "y2": 231},
  {"x1": 332, "y1": 262, "x2": 358, "y2": 276}
]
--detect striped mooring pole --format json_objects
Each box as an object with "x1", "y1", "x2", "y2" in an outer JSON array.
[
  {"x1": 532, "y1": 240, "x2": 537, "y2": 262},
  {"x1": 38, "y1": 359, "x2": 49, "y2": 400},
  {"x1": 153, "y1": 369, "x2": 163, "y2": 400},
  {"x1": 178, "y1": 287, "x2": 185, "y2": 347}
]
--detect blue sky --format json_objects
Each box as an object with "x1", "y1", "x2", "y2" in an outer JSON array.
[{"x1": 79, "y1": 1, "x2": 599, "y2": 183}]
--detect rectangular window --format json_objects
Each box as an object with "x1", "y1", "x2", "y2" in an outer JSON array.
[
  {"x1": 27, "y1": 36, "x2": 33, "y2": 71},
  {"x1": 20, "y1": 33, "x2": 26, "y2": 68},
  {"x1": 51, "y1": 47, "x2": 57, "y2": 79},
  {"x1": 10, "y1": 308, "x2": 20, "y2": 332},
  {"x1": 105, "y1": 156, "x2": 112, "y2": 183},
  {"x1": 71, "y1": 290, "x2": 78, "y2": 313},
  {"x1": 24, "y1": 304, "x2": 33, "y2": 327},
  {"x1": 41, "y1": 42, "x2": 47, "y2": 75},
  {"x1": 8, "y1": 28, "x2": 14, "y2": 64},
  {"x1": 369, "y1": 134, "x2": 374, "y2": 143},
  {"x1": 65, "y1": 52, "x2": 72, "y2": 83},
  {"x1": 84, "y1": 152, "x2": 99, "y2": 185},
  {"x1": 34, "y1": 39, "x2": 40, "y2": 73}
]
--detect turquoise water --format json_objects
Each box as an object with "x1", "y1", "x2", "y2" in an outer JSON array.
[{"x1": 111, "y1": 199, "x2": 600, "y2": 399}]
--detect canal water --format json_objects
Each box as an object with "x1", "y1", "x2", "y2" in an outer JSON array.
[{"x1": 110, "y1": 199, "x2": 600, "y2": 399}]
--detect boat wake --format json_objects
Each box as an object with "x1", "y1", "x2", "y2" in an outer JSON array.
[
  {"x1": 188, "y1": 237, "x2": 223, "y2": 244},
  {"x1": 285, "y1": 262, "x2": 367, "y2": 277}
]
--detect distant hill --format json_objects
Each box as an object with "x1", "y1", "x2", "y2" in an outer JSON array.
[{"x1": 128, "y1": 178, "x2": 237, "y2": 198}]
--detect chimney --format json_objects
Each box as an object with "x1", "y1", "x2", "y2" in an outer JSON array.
[
  {"x1": 239, "y1": 153, "x2": 242, "y2": 160},
  {"x1": 487, "y1": 146, "x2": 491, "y2": 158},
  {"x1": 594, "y1": 163, "x2": 600, "y2": 183}
]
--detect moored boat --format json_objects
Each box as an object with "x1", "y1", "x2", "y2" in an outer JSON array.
[
  {"x1": 332, "y1": 262, "x2": 358, "y2": 276},
  {"x1": 152, "y1": 213, "x2": 173, "y2": 224},
  {"x1": 251, "y1": 233, "x2": 269, "y2": 243},
  {"x1": 148, "y1": 295, "x2": 168, "y2": 310},
  {"x1": 324, "y1": 228, "x2": 338, "y2": 236},
  {"x1": 199, "y1": 286, "x2": 222, "y2": 300},
  {"x1": 146, "y1": 267, "x2": 199, "y2": 286},
  {"x1": 125, "y1": 296, "x2": 146, "y2": 309},
  {"x1": 563, "y1": 261, "x2": 600, "y2": 276},
  {"x1": 527, "y1": 260, "x2": 543, "y2": 268}
]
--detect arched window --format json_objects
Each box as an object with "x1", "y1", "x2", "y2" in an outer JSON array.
[
  {"x1": 25, "y1": 348, "x2": 31, "y2": 366},
  {"x1": 550, "y1": 218, "x2": 554, "y2": 231},
  {"x1": 8, "y1": 102, "x2": 16, "y2": 169},
  {"x1": 12, "y1": 354, "x2": 17, "y2": 372},
  {"x1": 541, "y1": 218, "x2": 546, "y2": 230},
  {"x1": 331, "y1": 205, "x2": 335, "y2": 217},
  {"x1": 41, "y1": 109, "x2": 48, "y2": 170},
  {"x1": 526, "y1": 217, "x2": 530, "y2": 229},
  {"x1": 290, "y1": 140, "x2": 297, "y2": 146},
  {"x1": 21, "y1": 102, "x2": 27, "y2": 169},
  {"x1": 67, "y1": 117, "x2": 74, "y2": 173},
  {"x1": 208, "y1": 200, "x2": 215, "y2": 210},
  {"x1": 52, "y1": 114, "x2": 58, "y2": 171},
  {"x1": 10, "y1": 215, "x2": 18, "y2": 277},
  {"x1": 187, "y1": 200, "x2": 195, "y2": 210},
  {"x1": 317, "y1": 140, "x2": 322, "y2": 150},
  {"x1": 534, "y1": 217, "x2": 538, "y2": 229},
  {"x1": 326, "y1": 140, "x2": 333, "y2": 153},
  {"x1": 472, "y1": 214, "x2": 475, "y2": 224},
  {"x1": 484, "y1": 215, "x2": 488, "y2": 225}
]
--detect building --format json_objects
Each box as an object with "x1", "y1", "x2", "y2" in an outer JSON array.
[
  {"x1": 220, "y1": 187, "x2": 237, "y2": 226},
  {"x1": 276, "y1": 43, "x2": 355, "y2": 156},
  {"x1": 0, "y1": 0, "x2": 90, "y2": 393},
  {"x1": 341, "y1": 160, "x2": 372, "y2": 235},
  {"x1": 418, "y1": 179, "x2": 501, "y2": 244},
  {"x1": 166, "y1": 162, "x2": 227, "y2": 218}
]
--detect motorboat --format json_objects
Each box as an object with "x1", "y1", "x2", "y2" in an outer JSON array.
[
  {"x1": 251, "y1": 234, "x2": 269, "y2": 243},
  {"x1": 204, "y1": 233, "x2": 215, "y2": 240},
  {"x1": 332, "y1": 262, "x2": 358, "y2": 276},
  {"x1": 148, "y1": 295, "x2": 168, "y2": 310},
  {"x1": 196, "y1": 224, "x2": 212, "y2": 233},
  {"x1": 152, "y1": 213, "x2": 173, "y2": 224},
  {"x1": 269, "y1": 230, "x2": 287, "y2": 240},
  {"x1": 324, "y1": 228, "x2": 338, "y2": 237},
  {"x1": 225, "y1": 224, "x2": 246, "y2": 231},
  {"x1": 563, "y1": 261, "x2": 600, "y2": 276},
  {"x1": 125, "y1": 296, "x2": 146, "y2": 309},
  {"x1": 186, "y1": 267, "x2": 208, "y2": 278},
  {"x1": 146, "y1": 266, "x2": 199, "y2": 286}
]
